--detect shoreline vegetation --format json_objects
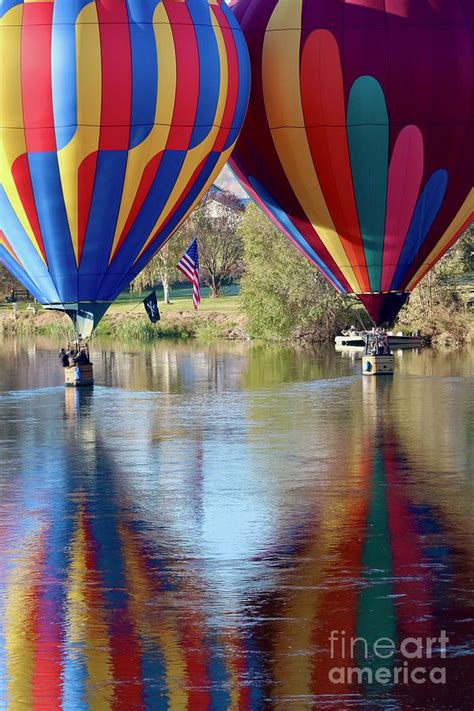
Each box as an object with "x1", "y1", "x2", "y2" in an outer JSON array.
[
  {"x1": 0, "y1": 289, "x2": 472, "y2": 348},
  {"x1": 0, "y1": 299, "x2": 249, "y2": 343},
  {"x1": 1, "y1": 202, "x2": 472, "y2": 349}
]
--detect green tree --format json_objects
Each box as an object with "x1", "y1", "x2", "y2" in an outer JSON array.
[
  {"x1": 240, "y1": 204, "x2": 354, "y2": 341},
  {"x1": 0, "y1": 266, "x2": 21, "y2": 301},
  {"x1": 130, "y1": 231, "x2": 188, "y2": 303},
  {"x1": 131, "y1": 189, "x2": 244, "y2": 300},
  {"x1": 396, "y1": 224, "x2": 473, "y2": 345},
  {"x1": 436, "y1": 225, "x2": 473, "y2": 278},
  {"x1": 186, "y1": 191, "x2": 244, "y2": 298}
]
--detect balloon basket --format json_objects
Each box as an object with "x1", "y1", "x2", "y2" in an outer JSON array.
[
  {"x1": 65, "y1": 363, "x2": 94, "y2": 387},
  {"x1": 362, "y1": 355, "x2": 394, "y2": 376}
]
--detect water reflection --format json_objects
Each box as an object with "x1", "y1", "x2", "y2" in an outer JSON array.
[{"x1": 0, "y1": 341, "x2": 472, "y2": 708}]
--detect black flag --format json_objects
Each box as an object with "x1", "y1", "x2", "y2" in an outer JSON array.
[{"x1": 143, "y1": 291, "x2": 160, "y2": 323}]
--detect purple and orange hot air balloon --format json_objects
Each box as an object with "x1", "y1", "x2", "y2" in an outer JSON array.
[
  {"x1": 0, "y1": 0, "x2": 250, "y2": 337},
  {"x1": 229, "y1": 0, "x2": 474, "y2": 326}
]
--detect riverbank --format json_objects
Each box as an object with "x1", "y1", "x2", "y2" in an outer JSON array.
[
  {"x1": 0, "y1": 306, "x2": 248, "y2": 341},
  {"x1": 395, "y1": 275, "x2": 474, "y2": 348},
  {"x1": 0, "y1": 295, "x2": 472, "y2": 347},
  {"x1": 398, "y1": 306, "x2": 473, "y2": 348}
]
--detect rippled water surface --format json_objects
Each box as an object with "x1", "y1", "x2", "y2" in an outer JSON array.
[{"x1": 0, "y1": 338, "x2": 472, "y2": 710}]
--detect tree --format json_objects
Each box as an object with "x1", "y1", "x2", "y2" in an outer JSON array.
[
  {"x1": 130, "y1": 231, "x2": 188, "y2": 303},
  {"x1": 417, "y1": 224, "x2": 473, "y2": 308},
  {"x1": 0, "y1": 265, "x2": 20, "y2": 300},
  {"x1": 183, "y1": 191, "x2": 244, "y2": 298},
  {"x1": 436, "y1": 224, "x2": 473, "y2": 277},
  {"x1": 239, "y1": 204, "x2": 355, "y2": 341},
  {"x1": 131, "y1": 189, "x2": 244, "y2": 301},
  {"x1": 395, "y1": 224, "x2": 474, "y2": 345}
]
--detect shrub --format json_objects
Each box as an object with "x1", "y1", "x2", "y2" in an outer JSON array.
[{"x1": 240, "y1": 204, "x2": 357, "y2": 342}]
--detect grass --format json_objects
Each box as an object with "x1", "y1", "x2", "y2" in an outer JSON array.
[
  {"x1": 0, "y1": 285, "x2": 242, "y2": 316},
  {"x1": 109, "y1": 287, "x2": 242, "y2": 316},
  {"x1": 5, "y1": 278, "x2": 471, "y2": 345},
  {"x1": 0, "y1": 284, "x2": 246, "y2": 341},
  {"x1": 95, "y1": 316, "x2": 194, "y2": 341}
]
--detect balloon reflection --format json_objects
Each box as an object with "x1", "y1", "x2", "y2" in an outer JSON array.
[
  {"x1": 1, "y1": 425, "x2": 254, "y2": 707},
  {"x1": 0, "y1": 346, "x2": 472, "y2": 708}
]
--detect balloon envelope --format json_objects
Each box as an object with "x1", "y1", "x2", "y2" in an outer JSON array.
[
  {"x1": 229, "y1": 0, "x2": 474, "y2": 325},
  {"x1": 0, "y1": 0, "x2": 250, "y2": 336}
]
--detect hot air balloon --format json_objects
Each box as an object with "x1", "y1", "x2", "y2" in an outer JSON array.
[
  {"x1": 0, "y1": 0, "x2": 250, "y2": 338},
  {"x1": 229, "y1": 0, "x2": 474, "y2": 326}
]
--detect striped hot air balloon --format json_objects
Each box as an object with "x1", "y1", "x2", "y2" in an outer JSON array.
[
  {"x1": 0, "y1": 0, "x2": 250, "y2": 337},
  {"x1": 229, "y1": 0, "x2": 474, "y2": 326}
]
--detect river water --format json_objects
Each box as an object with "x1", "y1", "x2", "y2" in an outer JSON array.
[{"x1": 0, "y1": 338, "x2": 472, "y2": 710}]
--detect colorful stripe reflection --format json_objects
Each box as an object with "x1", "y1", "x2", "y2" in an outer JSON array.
[
  {"x1": 0, "y1": 477, "x2": 252, "y2": 708},
  {"x1": 0, "y1": 405, "x2": 472, "y2": 707}
]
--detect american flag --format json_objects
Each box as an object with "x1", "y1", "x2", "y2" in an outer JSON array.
[{"x1": 177, "y1": 239, "x2": 201, "y2": 310}]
